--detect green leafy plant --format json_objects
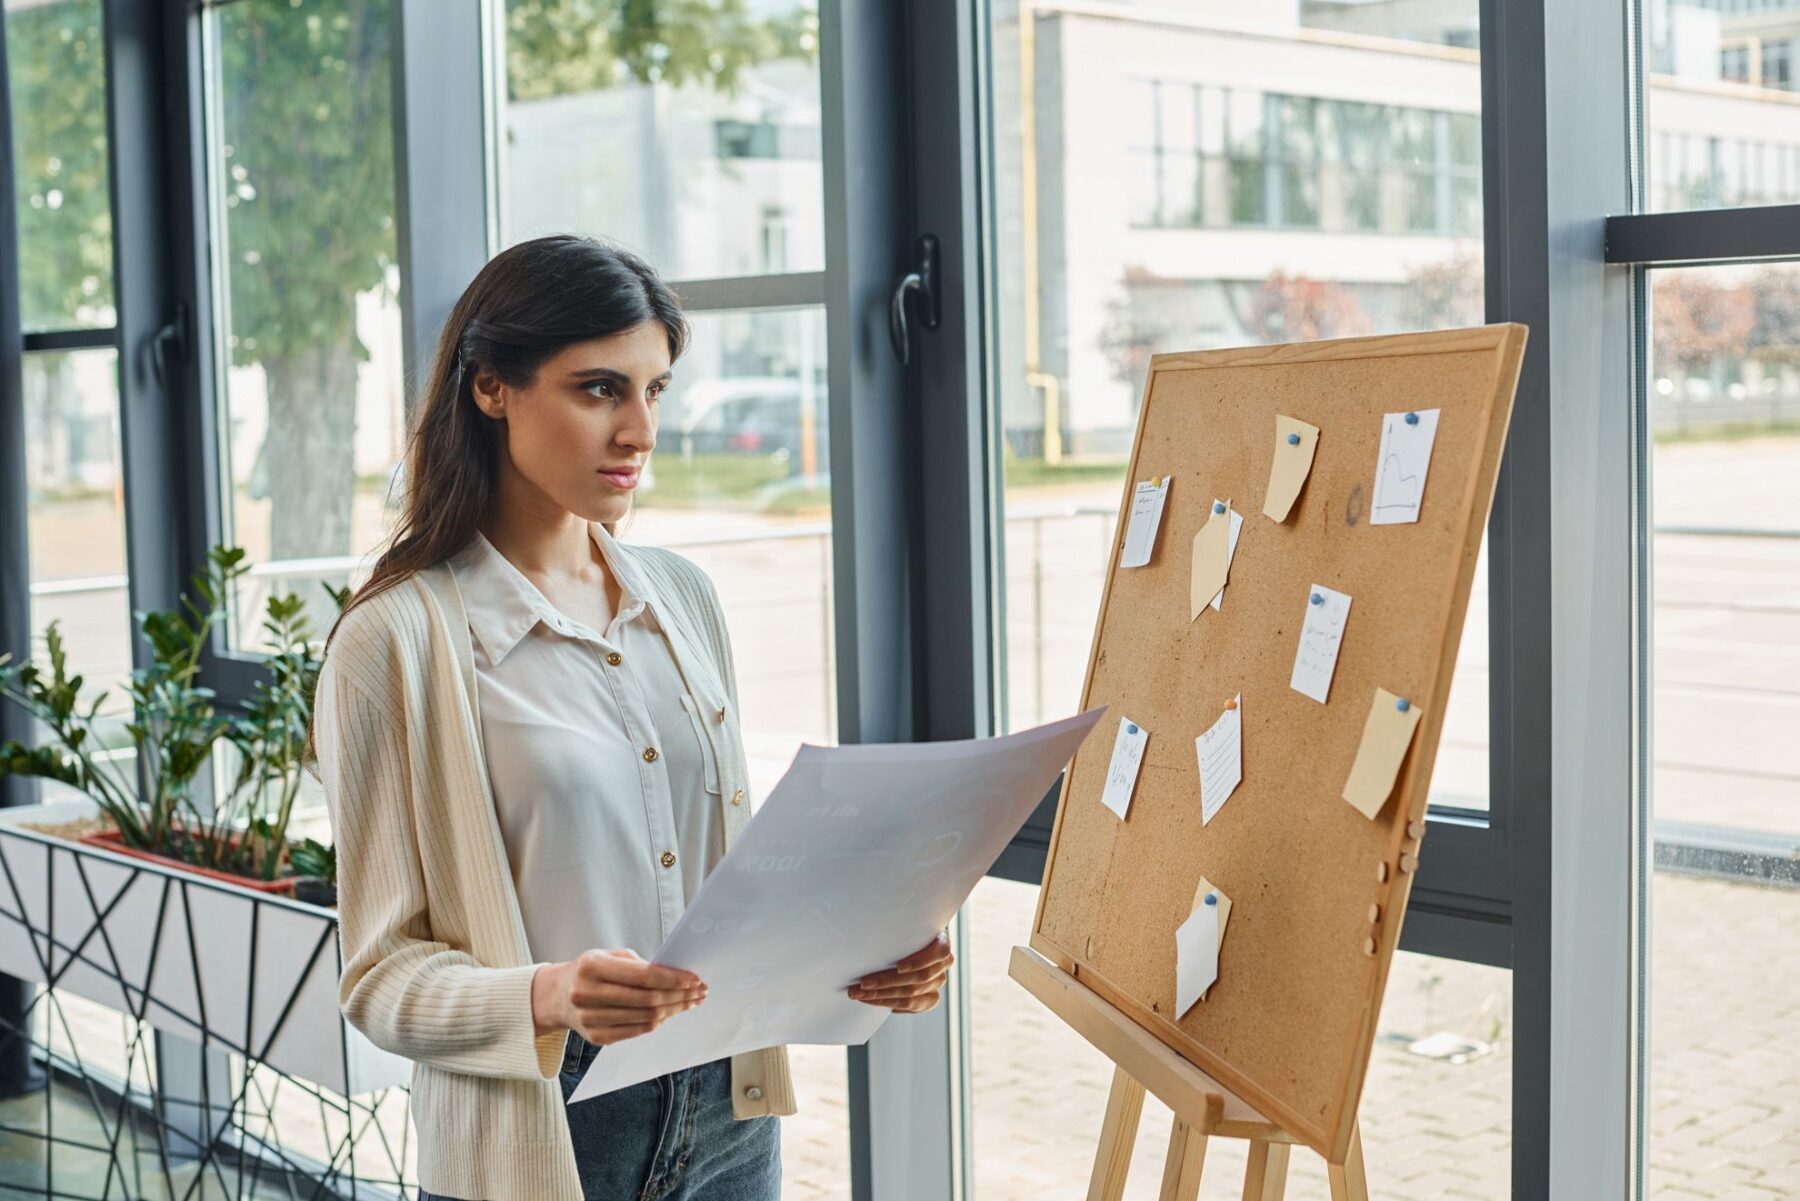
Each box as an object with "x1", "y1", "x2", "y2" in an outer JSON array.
[{"x1": 0, "y1": 546, "x2": 342, "y2": 886}]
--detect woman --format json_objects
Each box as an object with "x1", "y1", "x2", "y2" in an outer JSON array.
[{"x1": 308, "y1": 235, "x2": 952, "y2": 1201}]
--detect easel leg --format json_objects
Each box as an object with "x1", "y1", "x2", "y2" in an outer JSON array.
[
  {"x1": 1158, "y1": 1119, "x2": 1208, "y2": 1201},
  {"x1": 1088, "y1": 1066, "x2": 1147, "y2": 1201},
  {"x1": 1240, "y1": 1140, "x2": 1291, "y2": 1201},
  {"x1": 1326, "y1": 1122, "x2": 1369, "y2": 1201}
]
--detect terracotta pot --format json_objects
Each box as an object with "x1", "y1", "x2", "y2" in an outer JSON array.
[{"x1": 77, "y1": 829, "x2": 296, "y2": 895}]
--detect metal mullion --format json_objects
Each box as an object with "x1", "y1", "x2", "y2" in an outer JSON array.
[
  {"x1": 22, "y1": 327, "x2": 117, "y2": 353},
  {"x1": 669, "y1": 271, "x2": 829, "y2": 312},
  {"x1": 1606, "y1": 203, "x2": 1800, "y2": 265}
]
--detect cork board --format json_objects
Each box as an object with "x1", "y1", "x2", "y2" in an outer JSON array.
[{"x1": 1029, "y1": 324, "x2": 1527, "y2": 1163}]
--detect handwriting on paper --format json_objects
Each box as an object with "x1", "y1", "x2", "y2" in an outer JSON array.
[
  {"x1": 1120, "y1": 476, "x2": 1171, "y2": 568},
  {"x1": 1290, "y1": 585, "x2": 1352, "y2": 704},
  {"x1": 1099, "y1": 717, "x2": 1150, "y2": 819},
  {"x1": 1341, "y1": 687, "x2": 1425, "y2": 819},
  {"x1": 1195, "y1": 695, "x2": 1243, "y2": 826},
  {"x1": 1371, "y1": 409, "x2": 1440, "y2": 525},
  {"x1": 1207, "y1": 499, "x2": 1245, "y2": 612},
  {"x1": 1263, "y1": 416, "x2": 1320, "y2": 522}
]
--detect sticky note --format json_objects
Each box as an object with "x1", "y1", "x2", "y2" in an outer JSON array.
[
  {"x1": 1195, "y1": 695, "x2": 1242, "y2": 826},
  {"x1": 1099, "y1": 717, "x2": 1150, "y2": 819},
  {"x1": 1262, "y1": 416, "x2": 1320, "y2": 522},
  {"x1": 1341, "y1": 687, "x2": 1425, "y2": 819},
  {"x1": 1290, "y1": 584, "x2": 1352, "y2": 704},
  {"x1": 1176, "y1": 877, "x2": 1232, "y2": 1016},
  {"x1": 1189, "y1": 500, "x2": 1235, "y2": 620},
  {"x1": 1371, "y1": 409, "x2": 1441, "y2": 525},
  {"x1": 1206, "y1": 498, "x2": 1245, "y2": 612},
  {"x1": 1120, "y1": 476, "x2": 1171, "y2": 568}
]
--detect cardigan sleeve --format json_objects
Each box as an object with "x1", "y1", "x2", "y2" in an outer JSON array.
[{"x1": 313, "y1": 653, "x2": 565, "y2": 1082}]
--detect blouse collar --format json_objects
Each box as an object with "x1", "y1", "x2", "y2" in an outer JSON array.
[{"x1": 451, "y1": 521, "x2": 656, "y2": 666}]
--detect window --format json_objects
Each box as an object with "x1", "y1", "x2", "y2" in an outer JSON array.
[
  {"x1": 492, "y1": 11, "x2": 843, "y2": 1197},
  {"x1": 1647, "y1": 19, "x2": 1800, "y2": 210},
  {"x1": 5, "y1": 0, "x2": 112, "y2": 332},
  {"x1": 200, "y1": 0, "x2": 405, "y2": 651},
  {"x1": 496, "y1": 0, "x2": 823, "y2": 278},
  {"x1": 974, "y1": 2, "x2": 1499, "y2": 1191},
  {"x1": 1644, "y1": 261, "x2": 1800, "y2": 1198}
]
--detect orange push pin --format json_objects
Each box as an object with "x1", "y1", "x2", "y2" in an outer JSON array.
[{"x1": 1223, "y1": 696, "x2": 1239, "y2": 711}]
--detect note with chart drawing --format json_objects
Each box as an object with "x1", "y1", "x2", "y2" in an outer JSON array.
[
  {"x1": 1099, "y1": 717, "x2": 1150, "y2": 819},
  {"x1": 1290, "y1": 585, "x2": 1352, "y2": 704},
  {"x1": 1120, "y1": 477, "x2": 1171, "y2": 568},
  {"x1": 1195, "y1": 695, "x2": 1243, "y2": 826},
  {"x1": 1370, "y1": 409, "x2": 1441, "y2": 525},
  {"x1": 568, "y1": 707, "x2": 1105, "y2": 1103}
]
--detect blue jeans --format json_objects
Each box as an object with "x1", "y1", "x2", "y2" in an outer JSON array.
[{"x1": 419, "y1": 1034, "x2": 781, "y2": 1201}]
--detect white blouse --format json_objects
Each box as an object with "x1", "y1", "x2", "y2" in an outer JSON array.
[{"x1": 447, "y1": 524, "x2": 726, "y2": 964}]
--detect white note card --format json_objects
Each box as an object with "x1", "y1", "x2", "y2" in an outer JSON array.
[
  {"x1": 1175, "y1": 899, "x2": 1220, "y2": 1018},
  {"x1": 1290, "y1": 585, "x2": 1353, "y2": 704},
  {"x1": 1099, "y1": 717, "x2": 1150, "y2": 820},
  {"x1": 1120, "y1": 476, "x2": 1171, "y2": 567},
  {"x1": 1207, "y1": 499, "x2": 1245, "y2": 611},
  {"x1": 1195, "y1": 696, "x2": 1243, "y2": 826},
  {"x1": 1371, "y1": 409, "x2": 1441, "y2": 525}
]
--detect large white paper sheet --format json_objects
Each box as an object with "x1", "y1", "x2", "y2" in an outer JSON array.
[{"x1": 570, "y1": 707, "x2": 1106, "y2": 1103}]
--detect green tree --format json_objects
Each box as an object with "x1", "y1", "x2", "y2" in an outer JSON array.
[
  {"x1": 216, "y1": 0, "x2": 397, "y2": 565},
  {"x1": 6, "y1": 0, "x2": 112, "y2": 332}
]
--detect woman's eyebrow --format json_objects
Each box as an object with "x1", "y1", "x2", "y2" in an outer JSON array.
[{"x1": 567, "y1": 367, "x2": 674, "y2": 386}]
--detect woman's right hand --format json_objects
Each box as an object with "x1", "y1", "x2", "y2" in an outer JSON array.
[{"x1": 531, "y1": 948, "x2": 707, "y2": 1045}]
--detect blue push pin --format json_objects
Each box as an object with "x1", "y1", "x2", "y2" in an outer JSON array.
[
  {"x1": 1127, "y1": 722, "x2": 1138, "y2": 735},
  {"x1": 1204, "y1": 893, "x2": 1217, "y2": 907},
  {"x1": 1404, "y1": 411, "x2": 1420, "y2": 426},
  {"x1": 1310, "y1": 592, "x2": 1323, "y2": 606},
  {"x1": 1395, "y1": 697, "x2": 1411, "y2": 712},
  {"x1": 1287, "y1": 432, "x2": 1301, "y2": 445},
  {"x1": 1213, "y1": 501, "x2": 1226, "y2": 514}
]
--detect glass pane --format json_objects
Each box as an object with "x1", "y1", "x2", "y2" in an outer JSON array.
[
  {"x1": 1646, "y1": 262, "x2": 1800, "y2": 1197},
  {"x1": 983, "y1": 2, "x2": 1490, "y2": 810},
  {"x1": 1645, "y1": 11, "x2": 1800, "y2": 211},
  {"x1": 5, "y1": 0, "x2": 115, "y2": 332},
  {"x1": 23, "y1": 349, "x2": 131, "y2": 708},
  {"x1": 966, "y1": 876, "x2": 1510, "y2": 1199},
  {"x1": 203, "y1": 0, "x2": 404, "y2": 651},
  {"x1": 619, "y1": 306, "x2": 846, "y2": 1197},
  {"x1": 497, "y1": 0, "x2": 824, "y2": 279}
]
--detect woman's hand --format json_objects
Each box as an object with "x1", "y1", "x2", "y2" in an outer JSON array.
[
  {"x1": 848, "y1": 931, "x2": 954, "y2": 1013},
  {"x1": 532, "y1": 948, "x2": 706, "y2": 1045}
]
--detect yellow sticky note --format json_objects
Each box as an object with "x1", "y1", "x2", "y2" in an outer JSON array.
[
  {"x1": 1342, "y1": 687, "x2": 1424, "y2": 819},
  {"x1": 1262, "y1": 416, "x2": 1320, "y2": 523},
  {"x1": 1189, "y1": 501, "x2": 1234, "y2": 620}
]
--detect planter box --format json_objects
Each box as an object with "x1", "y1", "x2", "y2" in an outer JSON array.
[
  {"x1": 76, "y1": 828, "x2": 297, "y2": 895},
  {"x1": 0, "y1": 799, "x2": 409, "y2": 1097}
]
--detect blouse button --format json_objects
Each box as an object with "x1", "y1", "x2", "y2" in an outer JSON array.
[
  {"x1": 606, "y1": 651, "x2": 622, "y2": 666},
  {"x1": 643, "y1": 747, "x2": 660, "y2": 763},
  {"x1": 731, "y1": 788, "x2": 745, "y2": 806},
  {"x1": 661, "y1": 851, "x2": 677, "y2": 868},
  {"x1": 715, "y1": 704, "x2": 727, "y2": 723}
]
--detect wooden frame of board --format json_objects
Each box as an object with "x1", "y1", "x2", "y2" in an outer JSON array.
[{"x1": 1027, "y1": 324, "x2": 1528, "y2": 1163}]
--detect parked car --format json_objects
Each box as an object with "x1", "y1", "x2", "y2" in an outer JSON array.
[{"x1": 677, "y1": 377, "x2": 828, "y2": 467}]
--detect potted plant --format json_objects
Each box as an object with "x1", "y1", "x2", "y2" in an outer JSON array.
[{"x1": 0, "y1": 545, "x2": 343, "y2": 895}]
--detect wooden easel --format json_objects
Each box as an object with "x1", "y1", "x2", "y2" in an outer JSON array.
[{"x1": 1010, "y1": 945, "x2": 1368, "y2": 1201}]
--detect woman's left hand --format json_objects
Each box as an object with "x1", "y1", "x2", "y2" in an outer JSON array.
[{"x1": 848, "y1": 931, "x2": 954, "y2": 1013}]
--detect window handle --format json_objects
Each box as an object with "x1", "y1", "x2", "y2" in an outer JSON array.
[{"x1": 888, "y1": 234, "x2": 941, "y2": 366}]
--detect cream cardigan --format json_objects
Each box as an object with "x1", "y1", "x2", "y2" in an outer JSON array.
[{"x1": 312, "y1": 541, "x2": 795, "y2": 1200}]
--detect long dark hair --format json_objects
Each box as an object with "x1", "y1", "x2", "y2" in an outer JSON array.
[{"x1": 306, "y1": 235, "x2": 687, "y2": 760}]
